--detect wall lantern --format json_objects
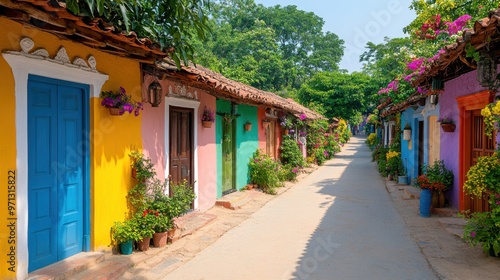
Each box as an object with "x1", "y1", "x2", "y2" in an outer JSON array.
[
  {"x1": 477, "y1": 52, "x2": 497, "y2": 88},
  {"x1": 429, "y1": 94, "x2": 438, "y2": 105},
  {"x1": 262, "y1": 119, "x2": 270, "y2": 129},
  {"x1": 147, "y1": 81, "x2": 163, "y2": 107},
  {"x1": 231, "y1": 103, "x2": 238, "y2": 115},
  {"x1": 431, "y1": 78, "x2": 444, "y2": 90}
]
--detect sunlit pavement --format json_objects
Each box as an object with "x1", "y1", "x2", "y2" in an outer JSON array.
[{"x1": 160, "y1": 136, "x2": 437, "y2": 280}]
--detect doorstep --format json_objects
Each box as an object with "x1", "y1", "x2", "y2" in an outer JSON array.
[
  {"x1": 216, "y1": 190, "x2": 255, "y2": 210},
  {"x1": 26, "y1": 252, "x2": 105, "y2": 280}
]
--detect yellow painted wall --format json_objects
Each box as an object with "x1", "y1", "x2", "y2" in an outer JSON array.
[
  {"x1": 0, "y1": 18, "x2": 143, "y2": 277},
  {"x1": 0, "y1": 18, "x2": 18, "y2": 279}
]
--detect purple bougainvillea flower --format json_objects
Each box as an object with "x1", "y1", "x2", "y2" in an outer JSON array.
[
  {"x1": 123, "y1": 103, "x2": 133, "y2": 113},
  {"x1": 471, "y1": 231, "x2": 476, "y2": 238},
  {"x1": 299, "y1": 114, "x2": 307, "y2": 121}
]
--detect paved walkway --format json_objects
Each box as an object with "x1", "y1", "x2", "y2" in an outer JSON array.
[{"x1": 159, "y1": 136, "x2": 437, "y2": 280}]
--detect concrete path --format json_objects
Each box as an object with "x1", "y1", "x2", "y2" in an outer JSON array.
[{"x1": 161, "y1": 136, "x2": 437, "y2": 280}]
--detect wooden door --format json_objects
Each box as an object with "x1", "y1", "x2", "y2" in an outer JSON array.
[
  {"x1": 428, "y1": 116, "x2": 440, "y2": 164},
  {"x1": 222, "y1": 117, "x2": 235, "y2": 195},
  {"x1": 465, "y1": 110, "x2": 495, "y2": 213},
  {"x1": 169, "y1": 107, "x2": 193, "y2": 194},
  {"x1": 28, "y1": 78, "x2": 86, "y2": 271},
  {"x1": 266, "y1": 120, "x2": 277, "y2": 158}
]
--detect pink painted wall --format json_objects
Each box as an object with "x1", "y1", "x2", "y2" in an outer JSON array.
[
  {"x1": 141, "y1": 74, "x2": 217, "y2": 211},
  {"x1": 141, "y1": 74, "x2": 166, "y2": 179},
  {"x1": 196, "y1": 92, "x2": 217, "y2": 211}
]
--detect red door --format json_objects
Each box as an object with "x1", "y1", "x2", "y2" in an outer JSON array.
[
  {"x1": 465, "y1": 110, "x2": 495, "y2": 213},
  {"x1": 169, "y1": 107, "x2": 193, "y2": 194}
]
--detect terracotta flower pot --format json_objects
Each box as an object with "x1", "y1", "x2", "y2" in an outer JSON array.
[
  {"x1": 137, "y1": 237, "x2": 151, "y2": 251},
  {"x1": 202, "y1": 121, "x2": 213, "y2": 128},
  {"x1": 153, "y1": 231, "x2": 168, "y2": 248},
  {"x1": 108, "y1": 108, "x2": 122, "y2": 115},
  {"x1": 441, "y1": 123, "x2": 456, "y2": 133}
]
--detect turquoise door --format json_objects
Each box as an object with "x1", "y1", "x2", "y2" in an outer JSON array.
[{"x1": 28, "y1": 76, "x2": 89, "y2": 272}]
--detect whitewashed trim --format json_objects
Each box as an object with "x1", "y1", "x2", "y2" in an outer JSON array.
[
  {"x1": 164, "y1": 96, "x2": 200, "y2": 210},
  {"x1": 2, "y1": 51, "x2": 108, "y2": 280}
]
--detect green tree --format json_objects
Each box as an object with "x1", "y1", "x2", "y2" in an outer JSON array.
[
  {"x1": 298, "y1": 72, "x2": 372, "y2": 123},
  {"x1": 196, "y1": 0, "x2": 344, "y2": 92},
  {"x1": 64, "y1": 0, "x2": 212, "y2": 68}
]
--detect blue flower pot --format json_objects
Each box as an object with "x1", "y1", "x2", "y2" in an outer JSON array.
[
  {"x1": 120, "y1": 240, "x2": 133, "y2": 255},
  {"x1": 419, "y1": 189, "x2": 431, "y2": 218}
]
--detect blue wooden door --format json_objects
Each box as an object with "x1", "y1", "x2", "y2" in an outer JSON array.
[{"x1": 28, "y1": 78, "x2": 86, "y2": 272}]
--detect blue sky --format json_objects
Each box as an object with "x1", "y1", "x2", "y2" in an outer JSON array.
[{"x1": 253, "y1": 0, "x2": 416, "y2": 72}]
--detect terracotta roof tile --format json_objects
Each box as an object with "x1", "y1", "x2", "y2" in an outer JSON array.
[
  {"x1": 154, "y1": 60, "x2": 325, "y2": 120},
  {"x1": 0, "y1": 0, "x2": 171, "y2": 60}
]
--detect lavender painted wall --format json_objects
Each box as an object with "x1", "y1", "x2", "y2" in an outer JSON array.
[{"x1": 440, "y1": 69, "x2": 490, "y2": 209}]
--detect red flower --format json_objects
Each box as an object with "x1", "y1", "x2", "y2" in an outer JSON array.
[{"x1": 143, "y1": 210, "x2": 147, "y2": 217}]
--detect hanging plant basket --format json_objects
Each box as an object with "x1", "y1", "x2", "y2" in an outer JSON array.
[
  {"x1": 244, "y1": 122, "x2": 252, "y2": 131},
  {"x1": 202, "y1": 121, "x2": 213, "y2": 128},
  {"x1": 262, "y1": 120, "x2": 270, "y2": 129},
  {"x1": 441, "y1": 123, "x2": 456, "y2": 133},
  {"x1": 108, "y1": 108, "x2": 122, "y2": 116}
]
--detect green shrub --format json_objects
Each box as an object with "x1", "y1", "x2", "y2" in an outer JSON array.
[
  {"x1": 249, "y1": 149, "x2": 283, "y2": 194},
  {"x1": 314, "y1": 147, "x2": 327, "y2": 166},
  {"x1": 324, "y1": 135, "x2": 340, "y2": 158},
  {"x1": 280, "y1": 164, "x2": 300, "y2": 181},
  {"x1": 280, "y1": 137, "x2": 305, "y2": 168}
]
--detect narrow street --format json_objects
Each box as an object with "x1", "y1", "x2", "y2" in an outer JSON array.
[{"x1": 161, "y1": 136, "x2": 437, "y2": 280}]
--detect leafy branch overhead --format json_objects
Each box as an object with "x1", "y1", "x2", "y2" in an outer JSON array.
[{"x1": 63, "y1": 0, "x2": 212, "y2": 68}]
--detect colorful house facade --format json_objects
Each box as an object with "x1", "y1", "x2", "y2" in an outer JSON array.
[
  {"x1": 0, "y1": 2, "x2": 324, "y2": 278},
  {"x1": 380, "y1": 8, "x2": 500, "y2": 213}
]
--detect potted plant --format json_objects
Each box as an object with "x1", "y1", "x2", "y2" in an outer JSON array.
[
  {"x1": 111, "y1": 220, "x2": 141, "y2": 255},
  {"x1": 165, "y1": 179, "x2": 196, "y2": 243},
  {"x1": 100, "y1": 86, "x2": 143, "y2": 116},
  {"x1": 413, "y1": 174, "x2": 433, "y2": 217},
  {"x1": 133, "y1": 210, "x2": 156, "y2": 251},
  {"x1": 244, "y1": 121, "x2": 252, "y2": 131},
  {"x1": 129, "y1": 150, "x2": 156, "y2": 181},
  {"x1": 201, "y1": 106, "x2": 215, "y2": 128},
  {"x1": 403, "y1": 123, "x2": 411, "y2": 140},
  {"x1": 423, "y1": 160, "x2": 454, "y2": 208},
  {"x1": 438, "y1": 116, "x2": 456, "y2": 132},
  {"x1": 152, "y1": 214, "x2": 171, "y2": 247}
]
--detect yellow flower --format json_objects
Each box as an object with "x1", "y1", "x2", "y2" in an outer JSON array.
[
  {"x1": 493, "y1": 102, "x2": 500, "y2": 115},
  {"x1": 482, "y1": 106, "x2": 491, "y2": 117}
]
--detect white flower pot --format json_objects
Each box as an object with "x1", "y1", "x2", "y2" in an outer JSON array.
[{"x1": 403, "y1": 129, "x2": 411, "y2": 140}]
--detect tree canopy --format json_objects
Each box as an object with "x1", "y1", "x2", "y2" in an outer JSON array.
[
  {"x1": 194, "y1": 0, "x2": 345, "y2": 92},
  {"x1": 298, "y1": 72, "x2": 378, "y2": 123},
  {"x1": 63, "y1": 0, "x2": 212, "y2": 68}
]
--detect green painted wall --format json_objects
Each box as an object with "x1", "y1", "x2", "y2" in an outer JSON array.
[
  {"x1": 215, "y1": 100, "x2": 259, "y2": 198},
  {"x1": 235, "y1": 104, "x2": 259, "y2": 190}
]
